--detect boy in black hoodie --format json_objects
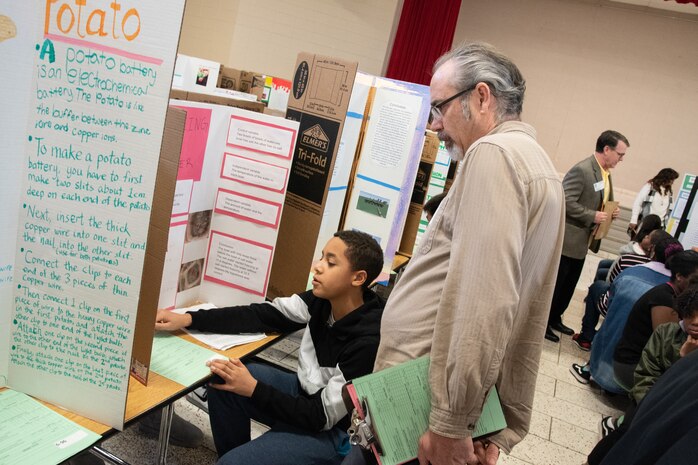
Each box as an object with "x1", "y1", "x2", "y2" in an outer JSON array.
[{"x1": 155, "y1": 230, "x2": 384, "y2": 465}]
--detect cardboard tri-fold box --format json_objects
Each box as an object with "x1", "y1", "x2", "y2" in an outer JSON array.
[
  {"x1": 217, "y1": 66, "x2": 258, "y2": 93},
  {"x1": 398, "y1": 130, "x2": 440, "y2": 255},
  {"x1": 267, "y1": 53, "x2": 358, "y2": 299}
]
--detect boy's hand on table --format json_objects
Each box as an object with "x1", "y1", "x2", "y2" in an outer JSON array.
[
  {"x1": 154, "y1": 309, "x2": 192, "y2": 331},
  {"x1": 208, "y1": 358, "x2": 258, "y2": 397}
]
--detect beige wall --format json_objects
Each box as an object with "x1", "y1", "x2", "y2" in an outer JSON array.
[
  {"x1": 178, "y1": 0, "x2": 401, "y2": 79},
  {"x1": 178, "y1": 0, "x2": 240, "y2": 63},
  {"x1": 453, "y1": 0, "x2": 698, "y2": 204},
  {"x1": 178, "y1": 0, "x2": 697, "y2": 204}
]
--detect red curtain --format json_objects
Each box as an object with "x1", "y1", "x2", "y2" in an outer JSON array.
[
  {"x1": 670, "y1": 0, "x2": 698, "y2": 5},
  {"x1": 385, "y1": 0, "x2": 462, "y2": 85}
]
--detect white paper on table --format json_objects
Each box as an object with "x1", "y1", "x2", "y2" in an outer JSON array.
[{"x1": 171, "y1": 303, "x2": 266, "y2": 350}]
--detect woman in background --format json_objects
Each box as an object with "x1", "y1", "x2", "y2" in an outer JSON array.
[{"x1": 628, "y1": 168, "x2": 679, "y2": 236}]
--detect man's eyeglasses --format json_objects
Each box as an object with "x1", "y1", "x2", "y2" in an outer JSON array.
[
  {"x1": 428, "y1": 84, "x2": 476, "y2": 124},
  {"x1": 613, "y1": 148, "x2": 626, "y2": 159}
]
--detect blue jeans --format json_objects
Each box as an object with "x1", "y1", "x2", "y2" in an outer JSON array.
[
  {"x1": 208, "y1": 363, "x2": 349, "y2": 465},
  {"x1": 341, "y1": 445, "x2": 419, "y2": 465},
  {"x1": 595, "y1": 259, "x2": 614, "y2": 282},
  {"x1": 579, "y1": 280, "x2": 610, "y2": 342}
]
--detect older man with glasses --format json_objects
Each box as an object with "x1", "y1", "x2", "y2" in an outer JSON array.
[
  {"x1": 343, "y1": 41, "x2": 565, "y2": 465},
  {"x1": 545, "y1": 130, "x2": 628, "y2": 343}
]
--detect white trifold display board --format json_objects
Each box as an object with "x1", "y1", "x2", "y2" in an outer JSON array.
[
  {"x1": 667, "y1": 173, "x2": 697, "y2": 249},
  {"x1": 157, "y1": 101, "x2": 299, "y2": 310},
  {"x1": 0, "y1": 0, "x2": 185, "y2": 429},
  {"x1": 342, "y1": 78, "x2": 430, "y2": 278}
]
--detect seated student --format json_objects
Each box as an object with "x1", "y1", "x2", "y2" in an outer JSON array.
[
  {"x1": 155, "y1": 230, "x2": 385, "y2": 465},
  {"x1": 569, "y1": 235, "x2": 683, "y2": 391},
  {"x1": 592, "y1": 214, "x2": 662, "y2": 284},
  {"x1": 585, "y1": 279, "x2": 698, "y2": 465},
  {"x1": 612, "y1": 249, "x2": 698, "y2": 390},
  {"x1": 618, "y1": 214, "x2": 662, "y2": 256},
  {"x1": 573, "y1": 228, "x2": 666, "y2": 351},
  {"x1": 593, "y1": 352, "x2": 698, "y2": 465}
]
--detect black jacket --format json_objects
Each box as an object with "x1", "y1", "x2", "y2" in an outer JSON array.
[{"x1": 188, "y1": 289, "x2": 384, "y2": 432}]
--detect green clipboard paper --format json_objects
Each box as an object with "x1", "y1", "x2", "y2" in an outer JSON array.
[
  {"x1": 150, "y1": 332, "x2": 221, "y2": 386},
  {"x1": 0, "y1": 389, "x2": 101, "y2": 465},
  {"x1": 350, "y1": 356, "x2": 506, "y2": 465}
]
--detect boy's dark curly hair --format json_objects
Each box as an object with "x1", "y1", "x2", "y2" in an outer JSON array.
[{"x1": 333, "y1": 230, "x2": 384, "y2": 290}]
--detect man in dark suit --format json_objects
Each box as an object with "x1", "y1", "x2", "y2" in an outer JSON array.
[{"x1": 546, "y1": 130, "x2": 628, "y2": 342}]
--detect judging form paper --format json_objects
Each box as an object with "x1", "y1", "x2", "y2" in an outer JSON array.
[
  {"x1": 351, "y1": 356, "x2": 506, "y2": 465},
  {"x1": 0, "y1": 389, "x2": 100, "y2": 465},
  {"x1": 150, "y1": 333, "x2": 221, "y2": 386}
]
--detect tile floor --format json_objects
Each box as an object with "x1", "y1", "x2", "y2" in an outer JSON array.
[{"x1": 95, "y1": 251, "x2": 625, "y2": 465}]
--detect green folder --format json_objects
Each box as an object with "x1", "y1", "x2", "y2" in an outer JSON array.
[{"x1": 351, "y1": 356, "x2": 506, "y2": 465}]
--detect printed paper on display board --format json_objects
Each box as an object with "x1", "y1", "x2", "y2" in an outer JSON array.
[
  {"x1": 3, "y1": 0, "x2": 186, "y2": 429},
  {"x1": 172, "y1": 179, "x2": 194, "y2": 218},
  {"x1": 158, "y1": 224, "x2": 187, "y2": 310}
]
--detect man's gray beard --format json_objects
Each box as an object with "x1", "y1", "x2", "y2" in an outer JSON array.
[{"x1": 448, "y1": 144, "x2": 465, "y2": 161}]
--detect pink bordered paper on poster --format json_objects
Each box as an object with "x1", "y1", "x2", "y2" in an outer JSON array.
[
  {"x1": 220, "y1": 153, "x2": 289, "y2": 193},
  {"x1": 203, "y1": 231, "x2": 274, "y2": 297},
  {"x1": 214, "y1": 189, "x2": 282, "y2": 229},
  {"x1": 226, "y1": 115, "x2": 296, "y2": 160}
]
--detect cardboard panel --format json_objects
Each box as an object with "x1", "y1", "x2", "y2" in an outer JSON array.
[
  {"x1": 131, "y1": 108, "x2": 186, "y2": 384},
  {"x1": 268, "y1": 53, "x2": 358, "y2": 299}
]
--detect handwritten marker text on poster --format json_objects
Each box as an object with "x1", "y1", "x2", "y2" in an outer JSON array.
[
  {"x1": 45, "y1": 1, "x2": 142, "y2": 42},
  {"x1": 11, "y1": 1, "x2": 168, "y2": 407}
]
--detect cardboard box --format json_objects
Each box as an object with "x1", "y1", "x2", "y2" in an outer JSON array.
[
  {"x1": 130, "y1": 107, "x2": 186, "y2": 384},
  {"x1": 240, "y1": 70, "x2": 257, "y2": 93},
  {"x1": 169, "y1": 88, "x2": 265, "y2": 113},
  {"x1": 250, "y1": 74, "x2": 268, "y2": 101},
  {"x1": 267, "y1": 53, "x2": 358, "y2": 299},
  {"x1": 217, "y1": 66, "x2": 261, "y2": 95},
  {"x1": 398, "y1": 130, "x2": 440, "y2": 255},
  {"x1": 218, "y1": 66, "x2": 243, "y2": 90}
]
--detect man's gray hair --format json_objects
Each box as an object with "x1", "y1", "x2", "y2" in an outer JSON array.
[{"x1": 434, "y1": 42, "x2": 526, "y2": 122}]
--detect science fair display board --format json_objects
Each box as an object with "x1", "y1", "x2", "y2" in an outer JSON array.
[
  {"x1": 342, "y1": 77, "x2": 430, "y2": 278},
  {"x1": 0, "y1": 0, "x2": 185, "y2": 429},
  {"x1": 668, "y1": 173, "x2": 697, "y2": 249},
  {"x1": 157, "y1": 101, "x2": 299, "y2": 310}
]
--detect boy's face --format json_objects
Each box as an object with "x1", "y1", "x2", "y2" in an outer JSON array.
[
  {"x1": 683, "y1": 313, "x2": 698, "y2": 338},
  {"x1": 311, "y1": 237, "x2": 362, "y2": 300}
]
